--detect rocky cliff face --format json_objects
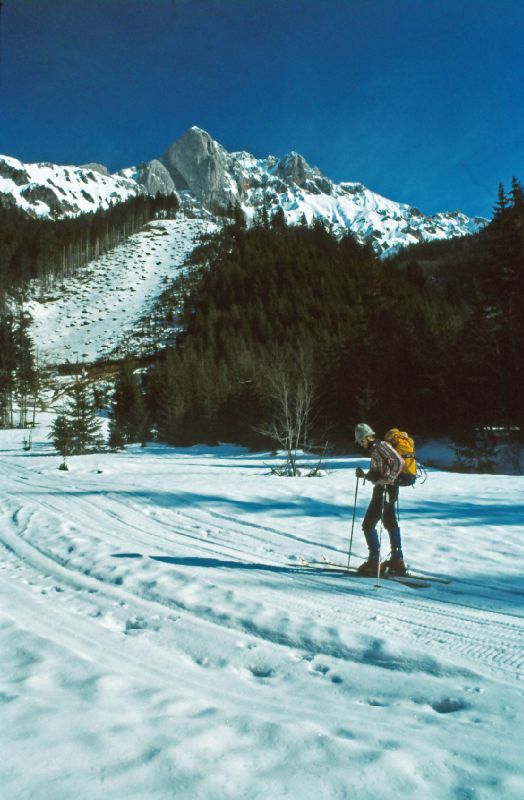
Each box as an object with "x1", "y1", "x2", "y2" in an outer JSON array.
[
  {"x1": 0, "y1": 157, "x2": 30, "y2": 186},
  {"x1": 163, "y1": 127, "x2": 236, "y2": 208},
  {"x1": 139, "y1": 159, "x2": 177, "y2": 196},
  {"x1": 79, "y1": 163, "x2": 111, "y2": 177},
  {"x1": 276, "y1": 152, "x2": 332, "y2": 194}
]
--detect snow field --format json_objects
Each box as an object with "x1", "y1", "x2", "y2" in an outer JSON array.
[
  {"x1": 26, "y1": 218, "x2": 214, "y2": 365},
  {"x1": 1, "y1": 418, "x2": 524, "y2": 799}
]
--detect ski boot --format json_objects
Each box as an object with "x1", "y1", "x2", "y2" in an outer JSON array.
[
  {"x1": 356, "y1": 555, "x2": 380, "y2": 576},
  {"x1": 381, "y1": 550, "x2": 407, "y2": 576}
]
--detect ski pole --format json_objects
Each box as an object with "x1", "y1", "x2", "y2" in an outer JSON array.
[
  {"x1": 347, "y1": 476, "x2": 360, "y2": 569},
  {"x1": 375, "y1": 488, "x2": 386, "y2": 589}
]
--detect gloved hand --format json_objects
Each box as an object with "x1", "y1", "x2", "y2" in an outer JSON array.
[{"x1": 355, "y1": 467, "x2": 365, "y2": 479}]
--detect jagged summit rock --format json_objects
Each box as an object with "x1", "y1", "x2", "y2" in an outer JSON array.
[
  {"x1": 163, "y1": 127, "x2": 235, "y2": 208},
  {"x1": 276, "y1": 152, "x2": 332, "y2": 194},
  {"x1": 79, "y1": 163, "x2": 110, "y2": 176},
  {"x1": 139, "y1": 159, "x2": 177, "y2": 196}
]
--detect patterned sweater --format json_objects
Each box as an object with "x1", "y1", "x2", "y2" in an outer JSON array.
[{"x1": 366, "y1": 440, "x2": 404, "y2": 486}]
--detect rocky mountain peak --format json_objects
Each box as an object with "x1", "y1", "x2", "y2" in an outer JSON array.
[
  {"x1": 276, "y1": 151, "x2": 332, "y2": 195},
  {"x1": 139, "y1": 159, "x2": 177, "y2": 196},
  {"x1": 163, "y1": 127, "x2": 235, "y2": 207},
  {"x1": 79, "y1": 163, "x2": 110, "y2": 177}
]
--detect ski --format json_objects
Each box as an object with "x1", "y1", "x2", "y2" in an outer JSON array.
[
  {"x1": 296, "y1": 557, "x2": 430, "y2": 589},
  {"x1": 319, "y1": 555, "x2": 451, "y2": 584},
  {"x1": 384, "y1": 574, "x2": 431, "y2": 589},
  {"x1": 316, "y1": 556, "x2": 432, "y2": 588},
  {"x1": 402, "y1": 570, "x2": 451, "y2": 585}
]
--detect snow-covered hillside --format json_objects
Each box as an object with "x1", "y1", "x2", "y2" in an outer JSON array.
[
  {"x1": 1, "y1": 127, "x2": 486, "y2": 255},
  {"x1": 0, "y1": 154, "x2": 141, "y2": 218},
  {"x1": 26, "y1": 218, "x2": 214, "y2": 365},
  {"x1": 1, "y1": 418, "x2": 523, "y2": 799}
]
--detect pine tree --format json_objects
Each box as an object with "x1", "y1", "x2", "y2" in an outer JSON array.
[
  {"x1": 510, "y1": 176, "x2": 524, "y2": 209},
  {"x1": 49, "y1": 412, "x2": 73, "y2": 462},
  {"x1": 492, "y1": 183, "x2": 508, "y2": 220},
  {"x1": 49, "y1": 380, "x2": 104, "y2": 456},
  {"x1": 71, "y1": 382, "x2": 104, "y2": 453},
  {"x1": 0, "y1": 314, "x2": 16, "y2": 428},
  {"x1": 14, "y1": 310, "x2": 37, "y2": 428},
  {"x1": 271, "y1": 207, "x2": 287, "y2": 230},
  {"x1": 110, "y1": 360, "x2": 149, "y2": 446}
]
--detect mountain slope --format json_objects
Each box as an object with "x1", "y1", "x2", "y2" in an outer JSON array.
[{"x1": 26, "y1": 218, "x2": 215, "y2": 365}]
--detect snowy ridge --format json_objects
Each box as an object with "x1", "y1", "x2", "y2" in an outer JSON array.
[
  {"x1": 221, "y1": 146, "x2": 484, "y2": 256},
  {"x1": 0, "y1": 154, "x2": 142, "y2": 219},
  {"x1": 0, "y1": 131, "x2": 488, "y2": 368},
  {"x1": 1, "y1": 421, "x2": 523, "y2": 798}
]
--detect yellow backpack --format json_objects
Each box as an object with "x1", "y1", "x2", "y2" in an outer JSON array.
[{"x1": 385, "y1": 428, "x2": 417, "y2": 484}]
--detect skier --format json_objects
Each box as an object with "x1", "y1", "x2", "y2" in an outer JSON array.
[{"x1": 354, "y1": 422, "x2": 406, "y2": 576}]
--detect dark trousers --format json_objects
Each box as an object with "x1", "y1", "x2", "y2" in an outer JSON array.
[{"x1": 362, "y1": 483, "x2": 401, "y2": 556}]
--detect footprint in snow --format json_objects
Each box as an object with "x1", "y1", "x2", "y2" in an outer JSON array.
[
  {"x1": 249, "y1": 665, "x2": 274, "y2": 679},
  {"x1": 335, "y1": 728, "x2": 357, "y2": 740},
  {"x1": 431, "y1": 697, "x2": 469, "y2": 714},
  {"x1": 124, "y1": 616, "x2": 154, "y2": 634}
]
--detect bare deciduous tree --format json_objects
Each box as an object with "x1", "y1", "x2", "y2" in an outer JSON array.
[{"x1": 256, "y1": 347, "x2": 317, "y2": 476}]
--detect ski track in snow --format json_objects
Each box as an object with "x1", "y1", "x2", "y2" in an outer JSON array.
[
  {"x1": 2, "y1": 474, "x2": 523, "y2": 684},
  {"x1": 1, "y1": 430, "x2": 524, "y2": 799}
]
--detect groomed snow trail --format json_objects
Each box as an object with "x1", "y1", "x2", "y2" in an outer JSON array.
[{"x1": 1, "y1": 428, "x2": 523, "y2": 799}]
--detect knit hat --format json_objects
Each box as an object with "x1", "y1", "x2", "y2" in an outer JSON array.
[{"x1": 354, "y1": 422, "x2": 375, "y2": 443}]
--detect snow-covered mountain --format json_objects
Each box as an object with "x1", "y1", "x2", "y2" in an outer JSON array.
[
  {"x1": 0, "y1": 155, "x2": 142, "y2": 218},
  {"x1": 1, "y1": 127, "x2": 486, "y2": 256},
  {"x1": 161, "y1": 127, "x2": 486, "y2": 255}
]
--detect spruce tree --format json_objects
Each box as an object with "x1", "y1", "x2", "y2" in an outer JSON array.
[
  {"x1": 49, "y1": 412, "x2": 73, "y2": 462},
  {"x1": 510, "y1": 176, "x2": 524, "y2": 209},
  {"x1": 492, "y1": 183, "x2": 508, "y2": 220},
  {"x1": 14, "y1": 310, "x2": 37, "y2": 428},
  {"x1": 49, "y1": 380, "x2": 104, "y2": 456},
  {"x1": 110, "y1": 360, "x2": 149, "y2": 446},
  {"x1": 0, "y1": 314, "x2": 16, "y2": 428}
]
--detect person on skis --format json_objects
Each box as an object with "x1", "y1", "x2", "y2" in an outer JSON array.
[{"x1": 354, "y1": 422, "x2": 406, "y2": 576}]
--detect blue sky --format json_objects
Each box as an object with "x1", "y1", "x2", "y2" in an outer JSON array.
[{"x1": 0, "y1": 0, "x2": 522, "y2": 218}]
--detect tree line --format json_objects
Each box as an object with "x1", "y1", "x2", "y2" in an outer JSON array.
[{"x1": 388, "y1": 176, "x2": 524, "y2": 437}]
